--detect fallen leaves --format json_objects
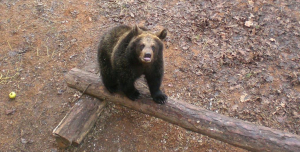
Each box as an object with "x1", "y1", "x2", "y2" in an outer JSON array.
[{"x1": 245, "y1": 13, "x2": 255, "y2": 27}]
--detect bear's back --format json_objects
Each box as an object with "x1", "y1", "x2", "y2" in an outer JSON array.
[{"x1": 100, "y1": 25, "x2": 132, "y2": 54}]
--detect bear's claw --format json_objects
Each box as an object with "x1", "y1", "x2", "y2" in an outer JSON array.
[{"x1": 153, "y1": 93, "x2": 168, "y2": 104}]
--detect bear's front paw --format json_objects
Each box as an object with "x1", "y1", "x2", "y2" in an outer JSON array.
[
  {"x1": 127, "y1": 90, "x2": 140, "y2": 101},
  {"x1": 153, "y1": 93, "x2": 168, "y2": 104}
]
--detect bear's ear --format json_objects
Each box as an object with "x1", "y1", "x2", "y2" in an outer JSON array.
[
  {"x1": 132, "y1": 25, "x2": 142, "y2": 36},
  {"x1": 156, "y1": 29, "x2": 167, "y2": 40}
]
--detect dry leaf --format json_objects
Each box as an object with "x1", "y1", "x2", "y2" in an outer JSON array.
[
  {"x1": 248, "y1": 0, "x2": 254, "y2": 7},
  {"x1": 245, "y1": 20, "x2": 253, "y2": 27},
  {"x1": 240, "y1": 93, "x2": 251, "y2": 102}
]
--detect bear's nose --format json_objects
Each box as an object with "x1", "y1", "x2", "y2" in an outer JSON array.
[{"x1": 144, "y1": 53, "x2": 152, "y2": 58}]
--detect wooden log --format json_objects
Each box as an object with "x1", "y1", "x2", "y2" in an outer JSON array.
[
  {"x1": 53, "y1": 96, "x2": 107, "y2": 148},
  {"x1": 65, "y1": 68, "x2": 300, "y2": 152}
]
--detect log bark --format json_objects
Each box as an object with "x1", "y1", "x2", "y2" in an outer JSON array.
[
  {"x1": 65, "y1": 68, "x2": 300, "y2": 152},
  {"x1": 52, "y1": 96, "x2": 107, "y2": 148}
]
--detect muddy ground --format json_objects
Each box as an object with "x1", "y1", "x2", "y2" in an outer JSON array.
[{"x1": 0, "y1": 0, "x2": 299, "y2": 151}]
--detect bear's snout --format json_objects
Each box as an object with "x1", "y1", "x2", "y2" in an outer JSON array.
[
  {"x1": 144, "y1": 53, "x2": 152, "y2": 61},
  {"x1": 140, "y1": 48, "x2": 153, "y2": 63},
  {"x1": 140, "y1": 51, "x2": 153, "y2": 63}
]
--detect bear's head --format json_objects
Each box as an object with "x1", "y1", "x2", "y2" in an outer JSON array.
[{"x1": 129, "y1": 25, "x2": 167, "y2": 64}]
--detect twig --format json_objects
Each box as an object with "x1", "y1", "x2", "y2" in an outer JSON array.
[
  {"x1": 45, "y1": 37, "x2": 50, "y2": 57},
  {"x1": 71, "y1": 83, "x2": 91, "y2": 103},
  {"x1": 52, "y1": 49, "x2": 56, "y2": 58},
  {"x1": 0, "y1": 70, "x2": 20, "y2": 84},
  {"x1": 7, "y1": 41, "x2": 13, "y2": 51},
  {"x1": 46, "y1": 46, "x2": 49, "y2": 56},
  {"x1": 80, "y1": 83, "x2": 91, "y2": 99}
]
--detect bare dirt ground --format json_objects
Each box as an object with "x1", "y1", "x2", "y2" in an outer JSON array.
[{"x1": 1, "y1": 0, "x2": 299, "y2": 151}]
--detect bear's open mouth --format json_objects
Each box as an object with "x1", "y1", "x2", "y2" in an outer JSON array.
[{"x1": 143, "y1": 53, "x2": 152, "y2": 62}]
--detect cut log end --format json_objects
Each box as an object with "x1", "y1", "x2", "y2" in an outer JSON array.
[{"x1": 53, "y1": 133, "x2": 71, "y2": 148}]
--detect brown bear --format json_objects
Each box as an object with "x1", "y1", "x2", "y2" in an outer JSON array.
[{"x1": 97, "y1": 25, "x2": 168, "y2": 104}]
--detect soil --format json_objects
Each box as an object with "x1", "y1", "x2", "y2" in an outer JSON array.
[{"x1": 0, "y1": 0, "x2": 299, "y2": 151}]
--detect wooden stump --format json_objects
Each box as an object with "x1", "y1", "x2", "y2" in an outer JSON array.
[{"x1": 53, "y1": 96, "x2": 107, "y2": 148}]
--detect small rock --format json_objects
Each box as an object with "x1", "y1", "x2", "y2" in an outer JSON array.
[
  {"x1": 21, "y1": 138, "x2": 28, "y2": 144},
  {"x1": 8, "y1": 51, "x2": 18, "y2": 57},
  {"x1": 57, "y1": 89, "x2": 64, "y2": 95},
  {"x1": 69, "y1": 54, "x2": 77, "y2": 59},
  {"x1": 269, "y1": 38, "x2": 276, "y2": 42},
  {"x1": 265, "y1": 75, "x2": 274, "y2": 82},
  {"x1": 182, "y1": 46, "x2": 189, "y2": 50},
  {"x1": 245, "y1": 20, "x2": 253, "y2": 27},
  {"x1": 240, "y1": 93, "x2": 251, "y2": 102},
  {"x1": 71, "y1": 38, "x2": 77, "y2": 43},
  {"x1": 130, "y1": 12, "x2": 134, "y2": 17},
  {"x1": 21, "y1": 138, "x2": 33, "y2": 144}
]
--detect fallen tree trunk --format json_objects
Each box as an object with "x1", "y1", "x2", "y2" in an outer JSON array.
[
  {"x1": 53, "y1": 96, "x2": 106, "y2": 148},
  {"x1": 65, "y1": 68, "x2": 300, "y2": 152}
]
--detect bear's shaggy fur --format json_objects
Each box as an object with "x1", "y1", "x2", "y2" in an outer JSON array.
[{"x1": 97, "y1": 25, "x2": 168, "y2": 104}]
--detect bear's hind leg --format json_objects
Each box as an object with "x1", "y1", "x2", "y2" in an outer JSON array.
[
  {"x1": 119, "y1": 78, "x2": 140, "y2": 100},
  {"x1": 102, "y1": 74, "x2": 118, "y2": 93},
  {"x1": 99, "y1": 62, "x2": 118, "y2": 93}
]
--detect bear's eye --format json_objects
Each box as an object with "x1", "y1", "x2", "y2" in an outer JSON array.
[
  {"x1": 151, "y1": 46, "x2": 156, "y2": 51},
  {"x1": 140, "y1": 44, "x2": 145, "y2": 50}
]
